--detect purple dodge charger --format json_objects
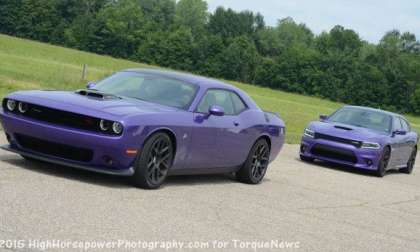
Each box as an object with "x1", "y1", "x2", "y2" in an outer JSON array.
[
  {"x1": 300, "y1": 106, "x2": 418, "y2": 177},
  {"x1": 0, "y1": 69, "x2": 285, "y2": 189}
]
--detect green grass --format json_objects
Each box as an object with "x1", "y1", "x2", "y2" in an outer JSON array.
[{"x1": 1, "y1": 34, "x2": 420, "y2": 143}]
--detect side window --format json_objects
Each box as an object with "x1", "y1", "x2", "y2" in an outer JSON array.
[
  {"x1": 230, "y1": 92, "x2": 247, "y2": 114},
  {"x1": 393, "y1": 117, "x2": 402, "y2": 131},
  {"x1": 400, "y1": 118, "x2": 411, "y2": 132},
  {"x1": 197, "y1": 89, "x2": 235, "y2": 115}
]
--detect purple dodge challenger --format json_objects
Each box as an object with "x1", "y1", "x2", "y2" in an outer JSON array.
[
  {"x1": 300, "y1": 106, "x2": 418, "y2": 177},
  {"x1": 0, "y1": 69, "x2": 285, "y2": 189}
]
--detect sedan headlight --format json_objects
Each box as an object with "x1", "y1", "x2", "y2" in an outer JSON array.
[
  {"x1": 361, "y1": 142, "x2": 380, "y2": 149},
  {"x1": 6, "y1": 99, "x2": 16, "y2": 111},
  {"x1": 303, "y1": 128, "x2": 315, "y2": 138}
]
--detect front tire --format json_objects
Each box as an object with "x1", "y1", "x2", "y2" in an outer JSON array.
[
  {"x1": 400, "y1": 147, "x2": 417, "y2": 174},
  {"x1": 132, "y1": 133, "x2": 174, "y2": 189},
  {"x1": 376, "y1": 147, "x2": 391, "y2": 177},
  {"x1": 237, "y1": 139, "x2": 270, "y2": 184}
]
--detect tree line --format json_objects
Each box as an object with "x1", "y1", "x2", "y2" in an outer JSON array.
[{"x1": 1, "y1": 0, "x2": 420, "y2": 114}]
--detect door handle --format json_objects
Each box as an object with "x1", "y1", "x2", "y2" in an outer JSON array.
[{"x1": 234, "y1": 121, "x2": 240, "y2": 126}]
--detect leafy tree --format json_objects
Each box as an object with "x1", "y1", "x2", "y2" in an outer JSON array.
[
  {"x1": 138, "y1": 0, "x2": 176, "y2": 31},
  {"x1": 219, "y1": 36, "x2": 260, "y2": 82},
  {"x1": 208, "y1": 7, "x2": 264, "y2": 42},
  {"x1": 194, "y1": 34, "x2": 225, "y2": 76},
  {"x1": 16, "y1": 0, "x2": 63, "y2": 42},
  {"x1": 0, "y1": 0, "x2": 23, "y2": 35},
  {"x1": 138, "y1": 28, "x2": 195, "y2": 71},
  {"x1": 1, "y1": 0, "x2": 420, "y2": 114},
  {"x1": 95, "y1": 0, "x2": 145, "y2": 58},
  {"x1": 175, "y1": 0, "x2": 208, "y2": 36}
]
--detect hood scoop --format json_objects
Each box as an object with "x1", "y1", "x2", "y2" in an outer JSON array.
[
  {"x1": 334, "y1": 125, "x2": 353, "y2": 131},
  {"x1": 75, "y1": 90, "x2": 120, "y2": 100}
]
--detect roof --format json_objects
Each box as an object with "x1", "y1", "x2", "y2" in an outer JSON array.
[
  {"x1": 124, "y1": 68, "x2": 236, "y2": 90},
  {"x1": 343, "y1": 105, "x2": 402, "y2": 118}
]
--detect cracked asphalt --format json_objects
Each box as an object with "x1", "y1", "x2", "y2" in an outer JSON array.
[{"x1": 0, "y1": 132, "x2": 420, "y2": 251}]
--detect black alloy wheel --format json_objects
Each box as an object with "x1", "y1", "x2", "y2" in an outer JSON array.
[
  {"x1": 132, "y1": 133, "x2": 174, "y2": 189},
  {"x1": 376, "y1": 147, "x2": 391, "y2": 177},
  {"x1": 237, "y1": 139, "x2": 270, "y2": 184},
  {"x1": 401, "y1": 147, "x2": 417, "y2": 174}
]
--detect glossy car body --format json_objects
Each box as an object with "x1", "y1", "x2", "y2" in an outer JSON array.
[
  {"x1": 300, "y1": 106, "x2": 418, "y2": 174},
  {"x1": 0, "y1": 69, "x2": 285, "y2": 178}
]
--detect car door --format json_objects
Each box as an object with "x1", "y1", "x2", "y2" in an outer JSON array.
[
  {"x1": 399, "y1": 118, "x2": 415, "y2": 164},
  {"x1": 191, "y1": 89, "x2": 246, "y2": 168},
  {"x1": 188, "y1": 91, "x2": 219, "y2": 169},
  {"x1": 389, "y1": 116, "x2": 404, "y2": 167},
  {"x1": 213, "y1": 90, "x2": 250, "y2": 167}
]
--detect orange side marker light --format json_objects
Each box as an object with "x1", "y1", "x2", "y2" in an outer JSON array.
[{"x1": 126, "y1": 149, "x2": 138, "y2": 156}]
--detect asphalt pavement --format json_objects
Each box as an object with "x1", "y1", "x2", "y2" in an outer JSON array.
[{"x1": 0, "y1": 133, "x2": 419, "y2": 251}]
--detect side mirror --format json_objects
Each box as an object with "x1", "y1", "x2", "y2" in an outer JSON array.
[
  {"x1": 209, "y1": 105, "x2": 224, "y2": 117},
  {"x1": 86, "y1": 81, "x2": 96, "y2": 89},
  {"x1": 393, "y1": 130, "x2": 407, "y2": 136},
  {"x1": 319, "y1": 114, "x2": 328, "y2": 121}
]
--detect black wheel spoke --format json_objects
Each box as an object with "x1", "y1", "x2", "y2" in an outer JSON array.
[
  {"x1": 250, "y1": 143, "x2": 269, "y2": 180},
  {"x1": 159, "y1": 146, "x2": 169, "y2": 155},
  {"x1": 161, "y1": 153, "x2": 171, "y2": 162},
  {"x1": 160, "y1": 161, "x2": 169, "y2": 169},
  {"x1": 144, "y1": 136, "x2": 173, "y2": 184},
  {"x1": 147, "y1": 159, "x2": 154, "y2": 170}
]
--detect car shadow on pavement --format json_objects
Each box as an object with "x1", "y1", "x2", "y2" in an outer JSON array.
[
  {"x1": 297, "y1": 158, "x2": 402, "y2": 177},
  {"x1": 0, "y1": 155, "x2": 238, "y2": 188},
  {"x1": 165, "y1": 173, "x2": 238, "y2": 187},
  {"x1": 0, "y1": 155, "x2": 133, "y2": 188}
]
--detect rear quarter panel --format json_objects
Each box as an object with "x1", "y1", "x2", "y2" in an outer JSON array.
[{"x1": 237, "y1": 109, "x2": 285, "y2": 163}]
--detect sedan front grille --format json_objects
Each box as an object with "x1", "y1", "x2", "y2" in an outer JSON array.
[
  {"x1": 314, "y1": 133, "x2": 362, "y2": 148},
  {"x1": 311, "y1": 144, "x2": 357, "y2": 163}
]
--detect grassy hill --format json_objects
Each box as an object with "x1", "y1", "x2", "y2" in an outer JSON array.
[{"x1": 1, "y1": 34, "x2": 419, "y2": 143}]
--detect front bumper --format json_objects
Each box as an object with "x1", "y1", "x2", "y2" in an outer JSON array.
[
  {"x1": 300, "y1": 136, "x2": 382, "y2": 170},
  {"x1": 0, "y1": 109, "x2": 139, "y2": 175},
  {"x1": 0, "y1": 144, "x2": 134, "y2": 176}
]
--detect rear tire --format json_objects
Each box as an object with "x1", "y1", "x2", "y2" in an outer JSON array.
[
  {"x1": 237, "y1": 139, "x2": 270, "y2": 184},
  {"x1": 376, "y1": 147, "x2": 391, "y2": 177},
  {"x1": 400, "y1": 147, "x2": 417, "y2": 174},
  {"x1": 132, "y1": 133, "x2": 174, "y2": 189},
  {"x1": 300, "y1": 155, "x2": 314, "y2": 162}
]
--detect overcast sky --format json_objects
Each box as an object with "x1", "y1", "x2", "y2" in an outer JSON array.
[{"x1": 207, "y1": 0, "x2": 420, "y2": 44}]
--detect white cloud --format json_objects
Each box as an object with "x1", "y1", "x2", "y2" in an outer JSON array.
[{"x1": 206, "y1": 0, "x2": 420, "y2": 43}]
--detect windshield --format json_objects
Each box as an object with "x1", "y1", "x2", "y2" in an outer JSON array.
[
  {"x1": 93, "y1": 72, "x2": 198, "y2": 109},
  {"x1": 328, "y1": 107, "x2": 392, "y2": 133}
]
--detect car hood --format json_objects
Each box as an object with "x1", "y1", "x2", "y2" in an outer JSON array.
[
  {"x1": 6, "y1": 90, "x2": 180, "y2": 119},
  {"x1": 308, "y1": 121, "x2": 389, "y2": 142}
]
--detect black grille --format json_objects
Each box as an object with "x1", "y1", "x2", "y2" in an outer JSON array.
[
  {"x1": 314, "y1": 133, "x2": 362, "y2": 148},
  {"x1": 311, "y1": 144, "x2": 357, "y2": 163},
  {"x1": 23, "y1": 103, "x2": 101, "y2": 132},
  {"x1": 15, "y1": 134, "x2": 93, "y2": 162}
]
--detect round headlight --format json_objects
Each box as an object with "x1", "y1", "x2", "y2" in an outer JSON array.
[
  {"x1": 99, "y1": 120, "x2": 111, "y2": 131},
  {"x1": 18, "y1": 102, "x2": 28, "y2": 113},
  {"x1": 6, "y1": 99, "x2": 16, "y2": 111},
  {"x1": 112, "y1": 122, "x2": 123, "y2": 134}
]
